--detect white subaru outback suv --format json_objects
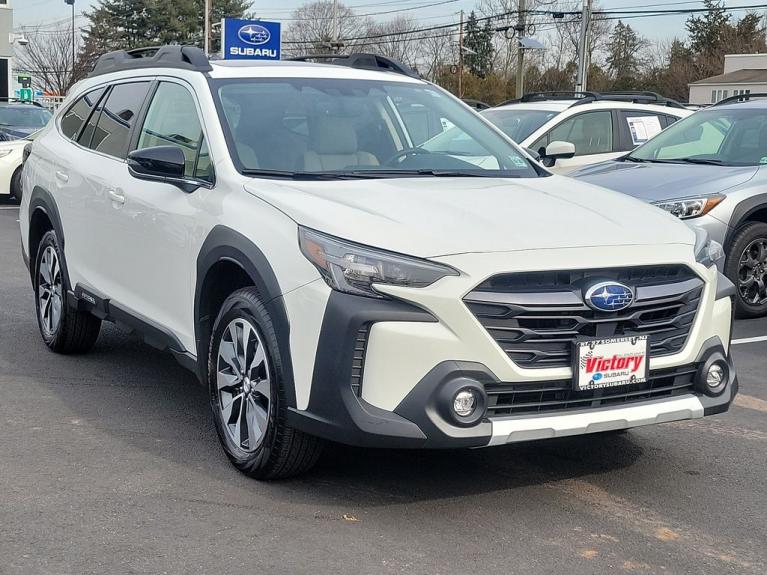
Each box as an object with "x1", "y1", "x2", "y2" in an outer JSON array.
[{"x1": 20, "y1": 47, "x2": 737, "y2": 479}]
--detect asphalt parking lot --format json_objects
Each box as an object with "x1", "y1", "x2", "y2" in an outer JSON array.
[{"x1": 1, "y1": 202, "x2": 766, "y2": 575}]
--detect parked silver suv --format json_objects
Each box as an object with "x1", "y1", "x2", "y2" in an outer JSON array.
[{"x1": 573, "y1": 94, "x2": 767, "y2": 318}]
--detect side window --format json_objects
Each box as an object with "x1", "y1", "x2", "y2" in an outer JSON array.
[
  {"x1": 90, "y1": 81, "x2": 151, "y2": 159},
  {"x1": 620, "y1": 111, "x2": 664, "y2": 149},
  {"x1": 60, "y1": 87, "x2": 105, "y2": 140},
  {"x1": 547, "y1": 111, "x2": 613, "y2": 156},
  {"x1": 136, "y1": 82, "x2": 211, "y2": 181}
]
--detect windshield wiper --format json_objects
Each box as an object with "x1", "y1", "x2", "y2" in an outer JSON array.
[
  {"x1": 345, "y1": 169, "x2": 517, "y2": 178},
  {"x1": 240, "y1": 169, "x2": 367, "y2": 180},
  {"x1": 673, "y1": 157, "x2": 726, "y2": 165}
]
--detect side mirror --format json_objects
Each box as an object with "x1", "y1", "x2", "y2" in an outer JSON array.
[
  {"x1": 127, "y1": 146, "x2": 198, "y2": 192},
  {"x1": 545, "y1": 140, "x2": 576, "y2": 160}
]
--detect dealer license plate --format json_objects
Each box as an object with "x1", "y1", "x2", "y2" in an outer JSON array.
[{"x1": 573, "y1": 336, "x2": 649, "y2": 391}]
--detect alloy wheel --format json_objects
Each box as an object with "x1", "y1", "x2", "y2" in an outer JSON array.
[
  {"x1": 38, "y1": 246, "x2": 63, "y2": 336},
  {"x1": 216, "y1": 318, "x2": 271, "y2": 452},
  {"x1": 738, "y1": 237, "x2": 767, "y2": 306}
]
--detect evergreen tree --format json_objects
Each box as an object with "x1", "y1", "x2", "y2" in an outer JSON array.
[
  {"x1": 686, "y1": 0, "x2": 730, "y2": 56},
  {"x1": 606, "y1": 21, "x2": 645, "y2": 89},
  {"x1": 463, "y1": 11, "x2": 494, "y2": 78}
]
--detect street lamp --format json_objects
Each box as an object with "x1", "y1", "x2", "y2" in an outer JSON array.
[{"x1": 64, "y1": 0, "x2": 75, "y2": 78}]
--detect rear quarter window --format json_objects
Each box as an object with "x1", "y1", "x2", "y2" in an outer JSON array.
[{"x1": 59, "y1": 87, "x2": 105, "y2": 140}]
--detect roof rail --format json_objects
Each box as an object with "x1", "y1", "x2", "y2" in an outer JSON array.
[
  {"x1": 496, "y1": 91, "x2": 597, "y2": 106},
  {"x1": 0, "y1": 97, "x2": 45, "y2": 108},
  {"x1": 287, "y1": 53, "x2": 420, "y2": 78},
  {"x1": 712, "y1": 92, "x2": 767, "y2": 107},
  {"x1": 89, "y1": 45, "x2": 212, "y2": 77},
  {"x1": 571, "y1": 91, "x2": 687, "y2": 109},
  {"x1": 497, "y1": 90, "x2": 686, "y2": 109}
]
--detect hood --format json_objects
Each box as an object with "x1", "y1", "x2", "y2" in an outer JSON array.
[
  {"x1": 572, "y1": 160, "x2": 758, "y2": 202},
  {"x1": 243, "y1": 176, "x2": 695, "y2": 258},
  {"x1": 0, "y1": 126, "x2": 36, "y2": 141}
]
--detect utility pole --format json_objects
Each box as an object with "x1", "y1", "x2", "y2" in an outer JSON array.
[
  {"x1": 332, "y1": 0, "x2": 339, "y2": 53},
  {"x1": 575, "y1": 0, "x2": 592, "y2": 92},
  {"x1": 515, "y1": 0, "x2": 526, "y2": 98},
  {"x1": 458, "y1": 10, "x2": 464, "y2": 98},
  {"x1": 204, "y1": 0, "x2": 211, "y2": 55},
  {"x1": 64, "y1": 0, "x2": 75, "y2": 84}
]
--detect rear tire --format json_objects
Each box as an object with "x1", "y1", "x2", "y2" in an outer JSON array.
[
  {"x1": 10, "y1": 167, "x2": 22, "y2": 203},
  {"x1": 34, "y1": 230, "x2": 101, "y2": 353},
  {"x1": 208, "y1": 287, "x2": 323, "y2": 479},
  {"x1": 725, "y1": 222, "x2": 767, "y2": 318}
]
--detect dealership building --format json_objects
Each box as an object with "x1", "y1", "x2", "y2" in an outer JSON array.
[{"x1": 689, "y1": 53, "x2": 767, "y2": 104}]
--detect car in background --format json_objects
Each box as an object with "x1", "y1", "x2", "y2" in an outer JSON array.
[
  {"x1": 0, "y1": 130, "x2": 38, "y2": 202},
  {"x1": 572, "y1": 93, "x2": 767, "y2": 318},
  {"x1": 0, "y1": 100, "x2": 52, "y2": 141},
  {"x1": 483, "y1": 91, "x2": 692, "y2": 173}
]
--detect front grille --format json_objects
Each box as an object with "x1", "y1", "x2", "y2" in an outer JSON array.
[
  {"x1": 351, "y1": 324, "x2": 371, "y2": 397},
  {"x1": 465, "y1": 265, "x2": 704, "y2": 369},
  {"x1": 485, "y1": 364, "x2": 698, "y2": 417}
]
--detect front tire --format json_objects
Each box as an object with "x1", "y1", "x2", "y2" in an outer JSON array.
[
  {"x1": 208, "y1": 287, "x2": 323, "y2": 479},
  {"x1": 726, "y1": 222, "x2": 767, "y2": 318},
  {"x1": 34, "y1": 230, "x2": 101, "y2": 353}
]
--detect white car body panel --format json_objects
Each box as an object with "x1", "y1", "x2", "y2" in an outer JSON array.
[{"x1": 0, "y1": 139, "x2": 27, "y2": 196}]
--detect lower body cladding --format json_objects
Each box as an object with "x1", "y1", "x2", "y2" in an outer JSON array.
[{"x1": 283, "y1": 248, "x2": 737, "y2": 449}]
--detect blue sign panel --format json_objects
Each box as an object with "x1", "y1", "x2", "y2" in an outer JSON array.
[{"x1": 223, "y1": 18, "x2": 281, "y2": 60}]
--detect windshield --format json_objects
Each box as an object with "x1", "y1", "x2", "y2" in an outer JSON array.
[
  {"x1": 481, "y1": 108, "x2": 559, "y2": 142},
  {"x1": 0, "y1": 106, "x2": 52, "y2": 129},
  {"x1": 629, "y1": 107, "x2": 767, "y2": 166},
  {"x1": 211, "y1": 78, "x2": 539, "y2": 179}
]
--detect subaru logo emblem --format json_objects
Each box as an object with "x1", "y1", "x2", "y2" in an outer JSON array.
[
  {"x1": 584, "y1": 281, "x2": 634, "y2": 312},
  {"x1": 238, "y1": 24, "x2": 271, "y2": 46}
]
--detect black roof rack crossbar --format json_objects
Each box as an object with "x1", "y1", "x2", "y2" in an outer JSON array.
[
  {"x1": 89, "y1": 45, "x2": 212, "y2": 77},
  {"x1": 497, "y1": 91, "x2": 597, "y2": 106},
  {"x1": 713, "y1": 93, "x2": 767, "y2": 107},
  {"x1": 287, "y1": 53, "x2": 420, "y2": 78},
  {"x1": 0, "y1": 97, "x2": 44, "y2": 108},
  {"x1": 497, "y1": 90, "x2": 686, "y2": 109},
  {"x1": 571, "y1": 91, "x2": 687, "y2": 109}
]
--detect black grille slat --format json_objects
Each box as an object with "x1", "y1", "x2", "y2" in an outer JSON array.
[
  {"x1": 485, "y1": 365, "x2": 697, "y2": 416},
  {"x1": 466, "y1": 265, "x2": 704, "y2": 369}
]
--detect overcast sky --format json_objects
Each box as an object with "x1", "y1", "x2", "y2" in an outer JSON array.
[{"x1": 12, "y1": 0, "x2": 767, "y2": 44}]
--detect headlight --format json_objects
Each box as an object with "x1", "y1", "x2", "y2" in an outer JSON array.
[
  {"x1": 694, "y1": 227, "x2": 725, "y2": 268},
  {"x1": 655, "y1": 195, "x2": 725, "y2": 219},
  {"x1": 0, "y1": 149, "x2": 13, "y2": 158},
  {"x1": 299, "y1": 227, "x2": 459, "y2": 298}
]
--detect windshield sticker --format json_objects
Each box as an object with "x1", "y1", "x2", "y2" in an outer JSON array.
[
  {"x1": 626, "y1": 116, "x2": 663, "y2": 146},
  {"x1": 511, "y1": 156, "x2": 528, "y2": 168}
]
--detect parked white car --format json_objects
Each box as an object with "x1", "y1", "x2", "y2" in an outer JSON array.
[
  {"x1": 20, "y1": 48, "x2": 736, "y2": 479},
  {"x1": 0, "y1": 132, "x2": 36, "y2": 201},
  {"x1": 427, "y1": 92, "x2": 692, "y2": 174}
]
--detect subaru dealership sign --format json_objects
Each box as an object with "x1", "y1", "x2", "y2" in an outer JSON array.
[{"x1": 222, "y1": 18, "x2": 281, "y2": 60}]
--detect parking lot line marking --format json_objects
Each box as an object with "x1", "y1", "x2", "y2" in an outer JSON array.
[
  {"x1": 735, "y1": 394, "x2": 767, "y2": 413},
  {"x1": 0, "y1": 206, "x2": 20, "y2": 210},
  {"x1": 732, "y1": 335, "x2": 767, "y2": 345}
]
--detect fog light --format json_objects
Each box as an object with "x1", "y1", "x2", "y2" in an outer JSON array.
[
  {"x1": 706, "y1": 363, "x2": 726, "y2": 390},
  {"x1": 453, "y1": 389, "x2": 477, "y2": 417}
]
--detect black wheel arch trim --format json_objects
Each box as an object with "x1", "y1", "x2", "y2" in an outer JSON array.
[
  {"x1": 724, "y1": 193, "x2": 767, "y2": 251},
  {"x1": 27, "y1": 185, "x2": 71, "y2": 288},
  {"x1": 195, "y1": 225, "x2": 296, "y2": 405}
]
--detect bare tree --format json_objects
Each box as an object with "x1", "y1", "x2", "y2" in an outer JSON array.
[
  {"x1": 365, "y1": 16, "x2": 423, "y2": 69},
  {"x1": 283, "y1": 1, "x2": 371, "y2": 56},
  {"x1": 14, "y1": 25, "x2": 84, "y2": 95}
]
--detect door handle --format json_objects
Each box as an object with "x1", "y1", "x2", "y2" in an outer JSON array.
[
  {"x1": 55, "y1": 170, "x2": 69, "y2": 183},
  {"x1": 107, "y1": 189, "x2": 125, "y2": 205}
]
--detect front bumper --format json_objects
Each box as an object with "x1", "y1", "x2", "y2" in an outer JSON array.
[{"x1": 284, "y1": 245, "x2": 736, "y2": 448}]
